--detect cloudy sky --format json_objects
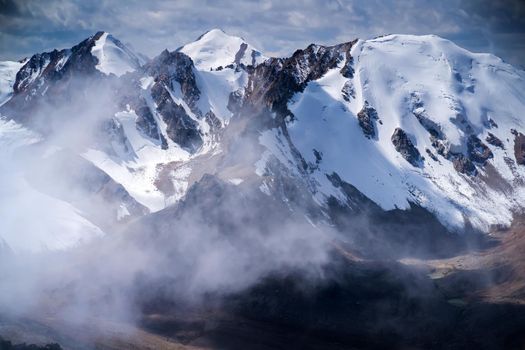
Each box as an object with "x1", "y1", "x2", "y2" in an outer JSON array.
[{"x1": 0, "y1": 0, "x2": 524, "y2": 67}]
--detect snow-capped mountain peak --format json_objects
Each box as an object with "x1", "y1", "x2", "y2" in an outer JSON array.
[
  {"x1": 91, "y1": 31, "x2": 142, "y2": 77},
  {"x1": 1, "y1": 29, "x2": 525, "y2": 253},
  {"x1": 178, "y1": 28, "x2": 267, "y2": 70},
  {"x1": 276, "y1": 33, "x2": 525, "y2": 232}
]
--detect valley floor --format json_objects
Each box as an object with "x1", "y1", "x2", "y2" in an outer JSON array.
[{"x1": 1, "y1": 217, "x2": 525, "y2": 350}]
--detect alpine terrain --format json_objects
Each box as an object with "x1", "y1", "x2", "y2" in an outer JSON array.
[{"x1": 0, "y1": 29, "x2": 524, "y2": 349}]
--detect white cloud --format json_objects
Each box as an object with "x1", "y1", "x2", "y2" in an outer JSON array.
[{"x1": 0, "y1": 0, "x2": 523, "y2": 66}]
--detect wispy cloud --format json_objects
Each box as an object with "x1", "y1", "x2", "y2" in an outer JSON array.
[{"x1": 0, "y1": 0, "x2": 524, "y2": 66}]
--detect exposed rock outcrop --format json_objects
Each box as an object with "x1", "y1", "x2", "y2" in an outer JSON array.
[
  {"x1": 135, "y1": 102, "x2": 165, "y2": 147},
  {"x1": 244, "y1": 40, "x2": 358, "y2": 116},
  {"x1": 227, "y1": 89, "x2": 244, "y2": 113},
  {"x1": 426, "y1": 148, "x2": 439, "y2": 161},
  {"x1": 514, "y1": 131, "x2": 525, "y2": 166},
  {"x1": 430, "y1": 135, "x2": 449, "y2": 158},
  {"x1": 486, "y1": 132, "x2": 504, "y2": 149},
  {"x1": 341, "y1": 80, "x2": 355, "y2": 101},
  {"x1": 453, "y1": 154, "x2": 477, "y2": 175},
  {"x1": 151, "y1": 82, "x2": 202, "y2": 153},
  {"x1": 391, "y1": 128, "x2": 422, "y2": 167},
  {"x1": 145, "y1": 50, "x2": 201, "y2": 115},
  {"x1": 339, "y1": 51, "x2": 355, "y2": 78},
  {"x1": 234, "y1": 42, "x2": 248, "y2": 66},
  {"x1": 357, "y1": 103, "x2": 379, "y2": 139},
  {"x1": 205, "y1": 110, "x2": 222, "y2": 133},
  {"x1": 414, "y1": 111, "x2": 444, "y2": 139},
  {"x1": 467, "y1": 135, "x2": 493, "y2": 164},
  {"x1": 143, "y1": 50, "x2": 205, "y2": 152}
]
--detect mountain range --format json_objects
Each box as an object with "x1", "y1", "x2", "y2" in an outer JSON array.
[{"x1": 0, "y1": 29, "x2": 525, "y2": 349}]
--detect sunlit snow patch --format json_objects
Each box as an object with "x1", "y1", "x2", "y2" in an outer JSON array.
[{"x1": 91, "y1": 32, "x2": 140, "y2": 77}]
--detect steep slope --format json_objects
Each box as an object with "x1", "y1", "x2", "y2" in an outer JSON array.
[
  {"x1": 0, "y1": 31, "x2": 139, "y2": 127},
  {"x1": 91, "y1": 32, "x2": 142, "y2": 77},
  {"x1": 83, "y1": 31, "x2": 262, "y2": 211},
  {"x1": 0, "y1": 33, "x2": 148, "y2": 252},
  {"x1": 250, "y1": 34, "x2": 525, "y2": 232}
]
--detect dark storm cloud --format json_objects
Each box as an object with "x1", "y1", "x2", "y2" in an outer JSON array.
[{"x1": 0, "y1": 0, "x2": 524, "y2": 67}]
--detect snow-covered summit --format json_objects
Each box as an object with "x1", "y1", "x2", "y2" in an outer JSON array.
[
  {"x1": 91, "y1": 31, "x2": 142, "y2": 77},
  {"x1": 270, "y1": 33, "x2": 525, "y2": 232},
  {"x1": 178, "y1": 28, "x2": 267, "y2": 70}
]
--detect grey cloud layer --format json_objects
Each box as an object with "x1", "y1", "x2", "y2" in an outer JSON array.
[{"x1": 0, "y1": 0, "x2": 524, "y2": 66}]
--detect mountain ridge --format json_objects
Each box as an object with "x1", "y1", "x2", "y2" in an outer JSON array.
[{"x1": 0, "y1": 29, "x2": 524, "y2": 253}]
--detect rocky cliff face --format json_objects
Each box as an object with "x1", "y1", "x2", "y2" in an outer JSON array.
[
  {"x1": 391, "y1": 128, "x2": 422, "y2": 167},
  {"x1": 244, "y1": 40, "x2": 356, "y2": 115},
  {"x1": 514, "y1": 131, "x2": 525, "y2": 165},
  {"x1": 143, "y1": 50, "x2": 203, "y2": 152}
]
